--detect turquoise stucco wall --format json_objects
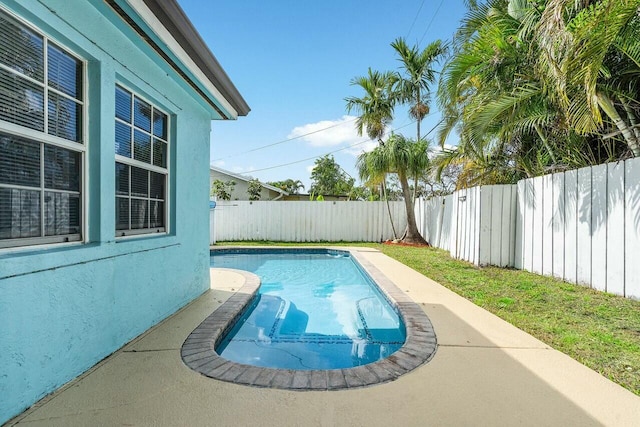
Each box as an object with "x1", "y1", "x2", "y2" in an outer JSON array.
[{"x1": 0, "y1": 1, "x2": 220, "y2": 422}]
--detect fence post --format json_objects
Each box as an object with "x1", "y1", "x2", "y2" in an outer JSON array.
[{"x1": 209, "y1": 198, "x2": 217, "y2": 245}]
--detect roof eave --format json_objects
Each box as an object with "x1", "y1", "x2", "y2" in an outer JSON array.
[{"x1": 126, "y1": 0, "x2": 250, "y2": 117}]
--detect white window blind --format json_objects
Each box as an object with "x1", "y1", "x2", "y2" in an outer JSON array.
[
  {"x1": 0, "y1": 9, "x2": 84, "y2": 249},
  {"x1": 115, "y1": 85, "x2": 167, "y2": 236}
]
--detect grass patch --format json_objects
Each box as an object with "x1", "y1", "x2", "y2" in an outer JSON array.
[{"x1": 215, "y1": 241, "x2": 640, "y2": 395}]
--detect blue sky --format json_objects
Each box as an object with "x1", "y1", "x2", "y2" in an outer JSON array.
[{"x1": 178, "y1": 0, "x2": 469, "y2": 190}]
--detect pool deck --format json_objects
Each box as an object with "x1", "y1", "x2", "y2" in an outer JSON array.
[{"x1": 8, "y1": 247, "x2": 640, "y2": 426}]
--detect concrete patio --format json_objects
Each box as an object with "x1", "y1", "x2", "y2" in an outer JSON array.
[{"x1": 7, "y1": 248, "x2": 640, "y2": 426}]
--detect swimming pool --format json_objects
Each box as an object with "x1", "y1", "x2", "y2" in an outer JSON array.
[
  {"x1": 181, "y1": 248, "x2": 437, "y2": 390},
  {"x1": 211, "y1": 250, "x2": 405, "y2": 370}
]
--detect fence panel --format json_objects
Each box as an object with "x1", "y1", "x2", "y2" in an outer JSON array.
[
  {"x1": 500, "y1": 186, "x2": 510, "y2": 266},
  {"x1": 591, "y1": 164, "x2": 607, "y2": 292},
  {"x1": 515, "y1": 180, "x2": 525, "y2": 269},
  {"x1": 532, "y1": 176, "x2": 544, "y2": 274},
  {"x1": 515, "y1": 157, "x2": 638, "y2": 298},
  {"x1": 552, "y1": 173, "x2": 566, "y2": 279},
  {"x1": 449, "y1": 192, "x2": 459, "y2": 258},
  {"x1": 440, "y1": 195, "x2": 453, "y2": 250},
  {"x1": 449, "y1": 191, "x2": 459, "y2": 258},
  {"x1": 212, "y1": 201, "x2": 407, "y2": 242},
  {"x1": 462, "y1": 187, "x2": 476, "y2": 263},
  {"x1": 416, "y1": 186, "x2": 514, "y2": 266},
  {"x1": 414, "y1": 195, "x2": 453, "y2": 250},
  {"x1": 507, "y1": 185, "x2": 518, "y2": 267},
  {"x1": 472, "y1": 186, "x2": 481, "y2": 265},
  {"x1": 490, "y1": 186, "x2": 503, "y2": 265},
  {"x1": 564, "y1": 169, "x2": 578, "y2": 283},
  {"x1": 542, "y1": 175, "x2": 554, "y2": 276},
  {"x1": 479, "y1": 188, "x2": 493, "y2": 265},
  {"x1": 606, "y1": 162, "x2": 625, "y2": 296},
  {"x1": 625, "y1": 158, "x2": 640, "y2": 298},
  {"x1": 427, "y1": 198, "x2": 440, "y2": 245},
  {"x1": 576, "y1": 167, "x2": 592, "y2": 286},
  {"x1": 477, "y1": 185, "x2": 517, "y2": 267}
]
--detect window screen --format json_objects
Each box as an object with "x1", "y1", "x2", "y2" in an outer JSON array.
[
  {"x1": 0, "y1": 9, "x2": 84, "y2": 248},
  {"x1": 114, "y1": 85, "x2": 167, "y2": 236}
]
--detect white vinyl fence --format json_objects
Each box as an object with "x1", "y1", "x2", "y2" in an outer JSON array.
[
  {"x1": 414, "y1": 194, "x2": 453, "y2": 250},
  {"x1": 211, "y1": 200, "x2": 407, "y2": 242},
  {"x1": 415, "y1": 185, "x2": 517, "y2": 267},
  {"x1": 515, "y1": 157, "x2": 640, "y2": 299},
  {"x1": 415, "y1": 157, "x2": 640, "y2": 299}
]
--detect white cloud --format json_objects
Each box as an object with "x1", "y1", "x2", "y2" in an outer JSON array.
[
  {"x1": 212, "y1": 160, "x2": 226, "y2": 168},
  {"x1": 288, "y1": 115, "x2": 373, "y2": 148},
  {"x1": 343, "y1": 140, "x2": 378, "y2": 156},
  {"x1": 306, "y1": 164, "x2": 315, "y2": 174}
]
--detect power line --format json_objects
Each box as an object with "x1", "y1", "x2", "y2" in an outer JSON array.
[
  {"x1": 418, "y1": 0, "x2": 445, "y2": 46},
  {"x1": 405, "y1": 0, "x2": 426, "y2": 40},
  {"x1": 212, "y1": 116, "x2": 358, "y2": 161},
  {"x1": 242, "y1": 120, "x2": 419, "y2": 174},
  {"x1": 423, "y1": 117, "x2": 445, "y2": 138}
]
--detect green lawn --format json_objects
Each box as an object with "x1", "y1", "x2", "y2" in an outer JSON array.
[{"x1": 216, "y1": 241, "x2": 640, "y2": 395}]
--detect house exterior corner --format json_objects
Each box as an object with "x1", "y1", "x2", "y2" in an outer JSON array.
[{"x1": 0, "y1": 0, "x2": 247, "y2": 423}]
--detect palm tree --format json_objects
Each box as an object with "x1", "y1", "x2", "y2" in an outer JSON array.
[
  {"x1": 391, "y1": 37, "x2": 447, "y2": 143},
  {"x1": 356, "y1": 149, "x2": 399, "y2": 238},
  {"x1": 432, "y1": 0, "x2": 638, "y2": 187},
  {"x1": 436, "y1": 0, "x2": 616, "y2": 183},
  {"x1": 268, "y1": 179, "x2": 305, "y2": 194},
  {"x1": 437, "y1": 0, "x2": 549, "y2": 182},
  {"x1": 536, "y1": 0, "x2": 640, "y2": 157},
  {"x1": 346, "y1": 68, "x2": 399, "y2": 236},
  {"x1": 357, "y1": 134, "x2": 428, "y2": 245},
  {"x1": 345, "y1": 68, "x2": 397, "y2": 142},
  {"x1": 408, "y1": 138, "x2": 431, "y2": 199}
]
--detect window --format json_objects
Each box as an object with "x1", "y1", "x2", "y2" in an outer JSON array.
[
  {"x1": 114, "y1": 85, "x2": 167, "y2": 236},
  {"x1": 0, "y1": 9, "x2": 84, "y2": 249}
]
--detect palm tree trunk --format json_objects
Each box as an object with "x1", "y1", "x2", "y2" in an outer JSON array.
[
  {"x1": 403, "y1": 173, "x2": 420, "y2": 240},
  {"x1": 534, "y1": 123, "x2": 558, "y2": 164},
  {"x1": 597, "y1": 92, "x2": 640, "y2": 157},
  {"x1": 412, "y1": 86, "x2": 422, "y2": 230},
  {"x1": 398, "y1": 172, "x2": 428, "y2": 245},
  {"x1": 621, "y1": 99, "x2": 640, "y2": 141},
  {"x1": 381, "y1": 176, "x2": 398, "y2": 240},
  {"x1": 416, "y1": 87, "x2": 422, "y2": 142}
]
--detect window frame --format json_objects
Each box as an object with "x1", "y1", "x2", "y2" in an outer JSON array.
[
  {"x1": 114, "y1": 83, "x2": 170, "y2": 238},
  {"x1": 0, "y1": 6, "x2": 87, "y2": 250}
]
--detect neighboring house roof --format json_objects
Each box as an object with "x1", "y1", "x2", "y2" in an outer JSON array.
[
  {"x1": 210, "y1": 166, "x2": 289, "y2": 196},
  {"x1": 111, "y1": 0, "x2": 250, "y2": 119},
  {"x1": 286, "y1": 194, "x2": 350, "y2": 201}
]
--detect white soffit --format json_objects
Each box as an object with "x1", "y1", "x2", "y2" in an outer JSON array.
[{"x1": 126, "y1": 0, "x2": 238, "y2": 119}]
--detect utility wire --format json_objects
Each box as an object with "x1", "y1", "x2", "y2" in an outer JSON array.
[
  {"x1": 423, "y1": 117, "x2": 445, "y2": 139},
  {"x1": 418, "y1": 0, "x2": 445, "y2": 46},
  {"x1": 405, "y1": 0, "x2": 426, "y2": 40},
  {"x1": 244, "y1": 120, "x2": 421, "y2": 174},
  {"x1": 212, "y1": 116, "x2": 358, "y2": 161}
]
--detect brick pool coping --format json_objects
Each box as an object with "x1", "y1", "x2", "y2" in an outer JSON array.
[{"x1": 181, "y1": 248, "x2": 437, "y2": 390}]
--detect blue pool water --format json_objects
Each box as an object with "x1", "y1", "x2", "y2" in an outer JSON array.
[{"x1": 211, "y1": 250, "x2": 406, "y2": 370}]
